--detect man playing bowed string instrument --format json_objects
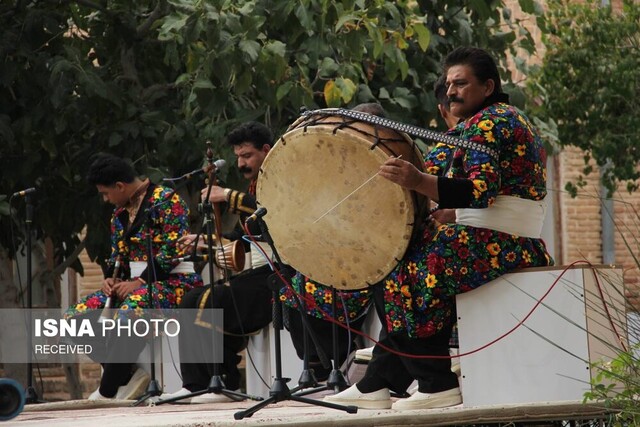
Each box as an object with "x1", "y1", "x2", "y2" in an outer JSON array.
[{"x1": 159, "y1": 121, "x2": 276, "y2": 403}]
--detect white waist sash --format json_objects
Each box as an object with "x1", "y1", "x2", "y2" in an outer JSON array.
[
  {"x1": 455, "y1": 195, "x2": 547, "y2": 238},
  {"x1": 130, "y1": 261, "x2": 195, "y2": 278}
]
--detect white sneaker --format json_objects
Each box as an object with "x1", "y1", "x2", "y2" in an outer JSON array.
[
  {"x1": 114, "y1": 369, "x2": 150, "y2": 400},
  {"x1": 159, "y1": 388, "x2": 242, "y2": 404},
  {"x1": 87, "y1": 388, "x2": 112, "y2": 401},
  {"x1": 408, "y1": 383, "x2": 419, "y2": 395},
  {"x1": 451, "y1": 361, "x2": 461, "y2": 376},
  {"x1": 450, "y1": 348, "x2": 461, "y2": 377},
  {"x1": 191, "y1": 390, "x2": 242, "y2": 404},
  {"x1": 323, "y1": 384, "x2": 391, "y2": 409},
  {"x1": 354, "y1": 346, "x2": 374, "y2": 363},
  {"x1": 391, "y1": 387, "x2": 462, "y2": 410},
  {"x1": 159, "y1": 387, "x2": 193, "y2": 404}
]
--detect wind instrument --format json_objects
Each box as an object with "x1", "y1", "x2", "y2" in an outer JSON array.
[{"x1": 99, "y1": 255, "x2": 122, "y2": 323}]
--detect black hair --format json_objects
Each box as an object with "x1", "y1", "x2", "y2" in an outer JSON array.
[
  {"x1": 87, "y1": 153, "x2": 137, "y2": 187},
  {"x1": 352, "y1": 102, "x2": 386, "y2": 117},
  {"x1": 226, "y1": 121, "x2": 273, "y2": 150},
  {"x1": 443, "y1": 47, "x2": 503, "y2": 95},
  {"x1": 433, "y1": 75, "x2": 450, "y2": 109}
]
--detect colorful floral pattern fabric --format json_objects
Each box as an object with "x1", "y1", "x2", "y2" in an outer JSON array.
[
  {"x1": 65, "y1": 184, "x2": 203, "y2": 319},
  {"x1": 280, "y1": 273, "x2": 372, "y2": 324},
  {"x1": 383, "y1": 102, "x2": 554, "y2": 339}
]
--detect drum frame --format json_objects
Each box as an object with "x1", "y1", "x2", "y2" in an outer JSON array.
[{"x1": 257, "y1": 111, "x2": 429, "y2": 290}]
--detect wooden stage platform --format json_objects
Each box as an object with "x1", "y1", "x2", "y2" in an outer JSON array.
[{"x1": 13, "y1": 396, "x2": 614, "y2": 426}]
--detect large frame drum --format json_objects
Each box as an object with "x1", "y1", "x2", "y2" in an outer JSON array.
[{"x1": 257, "y1": 110, "x2": 427, "y2": 290}]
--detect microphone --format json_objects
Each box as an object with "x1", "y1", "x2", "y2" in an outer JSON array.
[
  {"x1": 210, "y1": 158, "x2": 226, "y2": 170},
  {"x1": 163, "y1": 159, "x2": 226, "y2": 182},
  {"x1": 246, "y1": 207, "x2": 267, "y2": 223},
  {"x1": 171, "y1": 254, "x2": 209, "y2": 262},
  {"x1": 12, "y1": 188, "x2": 36, "y2": 197}
]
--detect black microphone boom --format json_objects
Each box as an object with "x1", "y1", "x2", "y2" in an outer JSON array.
[
  {"x1": 12, "y1": 187, "x2": 36, "y2": 197},
  {"x1": 163, "y1": 159, "x2": 226, "y2": 182},
  {"x1": 246, "y1": 207, "x2": 267, "y2": 224}
]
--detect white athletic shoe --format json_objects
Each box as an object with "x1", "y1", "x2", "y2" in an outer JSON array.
[
  {"x1": 391, "y1": 387, "x2": 462, "y2": 410},
  {"x1": 191, "y1": 390, "x2": 241, "y2": 404},
  {"x1": 323, "y1": 384, "x2": 392, "y2": 409},
  {"x1": 354, "y1": 346, "x2": 374, "y2": 363},
  {"x1": 114, "y1": 369, "x2": 150, "y2": 400},
  {"x1": 159, "y1": 387, "x2": 193, "y2": 404},
  {"x1": 87, "y1": 388, "x2": 111, "y2": 401},
  {"x1": 159, "y1": 388, "x2": 242, "y2": 404}
]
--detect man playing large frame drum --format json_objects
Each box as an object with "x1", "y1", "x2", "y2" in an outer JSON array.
[{"x1": 324, "y1": 47, "x2": 554, "y2": 410}]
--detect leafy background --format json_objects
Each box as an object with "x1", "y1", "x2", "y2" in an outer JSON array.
[{"x1": 0, "y1": 0, "x2": 538, "y2": 279}]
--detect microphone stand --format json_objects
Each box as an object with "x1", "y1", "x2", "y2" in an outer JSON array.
[
  {"x1": 289, "y1": 287, "x2": 333, "y2": 397},
  {"x1": 24, "y1": 194, "x2": 42, "y2": 404},
  {"x1": 290, "y1": 318, "x2": 322, "y2": 394},
  {"x1": 326, "y1": 287, "x2": 350, "y2": 391},
  {"x1": 291, "y1": 286, "x2": 349, "y2": 397},
  {"x1": 133, "y1": 207, "x2": 162, "y2": 405},
  {"x1": 158, "y1": 144, "x2": 258, "y2": 405},
  {"x1": 234, "y1": 213, "x2": 357, "y2": 420}
]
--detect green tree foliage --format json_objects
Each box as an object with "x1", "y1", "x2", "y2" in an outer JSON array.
[
  {"x1": 0, "y1": 0, "x2": 539, "y2": 288},
  {"x1": 528, "y1": 0, "x2": 640, "y2": 196},
  {"x1": 585, "y1": 344, "x2": 640, "y2": 426}
]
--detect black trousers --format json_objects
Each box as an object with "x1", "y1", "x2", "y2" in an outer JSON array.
[
  {"x1": 359, "y1": 282, "x2": 458, "y2": 394},
  {"x1": 99, "y1": 339, "x2": 146, "y2": 397},
  {"x1": 65, "y1": 310, "x2": 147, "y2": 397},
  {"x1": 178, "y1": 266, "x2": 273, "y2": 391},
  {"x1": 285, "y1": 307, "x2": 367, "y2": 380}
]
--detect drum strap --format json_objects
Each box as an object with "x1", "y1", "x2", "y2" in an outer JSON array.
[{"x1": 302, "y1": 108, "x2": 500, "y2": 160}]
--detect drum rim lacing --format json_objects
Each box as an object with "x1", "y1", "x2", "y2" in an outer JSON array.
[
  {"x1": 293, "y1": 115, "x2": 422, "y2": 165},
  {"x1": 301, "y1": 108, "x2": 500, "y2": 160}
]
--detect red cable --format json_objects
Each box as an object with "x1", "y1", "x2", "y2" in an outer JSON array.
[{"x1": 242, "y1": 223, "x2": 627, "y2": 360}]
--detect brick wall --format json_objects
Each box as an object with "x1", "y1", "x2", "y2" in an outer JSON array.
[
  {"x1": 504, "y1": 0, "x2": 640, "y2": 312},
  {"x1": 556, "y1": 148, "x2": 640, "y2": 312}
]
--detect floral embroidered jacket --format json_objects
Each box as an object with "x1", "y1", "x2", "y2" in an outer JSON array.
[
  {"x1": 279, "y1": 273, "x2": 372, "y2": 325},
  {"x1": 383, "y1": 102, "x2": 554, "y2": 339},
  {"x1": 65, "y1": 183, "x2": 203, "y2": 318}
]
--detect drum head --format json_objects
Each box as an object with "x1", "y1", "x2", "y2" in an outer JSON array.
[{"x1": 257, "y1": 124, "x2": 415, "y2": 290}]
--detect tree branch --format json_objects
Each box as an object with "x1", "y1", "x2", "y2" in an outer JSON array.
[
  {"x1": 136, "y1": 0, "x2": 168, "y2": 38},
  {"x1": 141, "y1": 82, "x2": 176, "y2": 100},
  {"x1": 71, "y1": 0, "x2": 106, "y2": 11},
  {"x1": 40, "y1": 0, "x2": 107, "y2": 12},
  {"x1": 52, "y1": 239, "x2": 86, "y2": 278},
  {"x1": 120, "y1": 46, "x2": 141, "y2": 87}
]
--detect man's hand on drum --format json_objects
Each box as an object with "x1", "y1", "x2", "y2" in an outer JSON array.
[
  {"x1": 379, "y1": 157, "x2": 422, "y2": 189},
  {"x1": 200, "y1": 185, "x2": 228, "y2": 204},
  {"x1": 177, "y1": 233, "x2": 216, "y2": 253},
  {"x1": 379, "y1": 157, "x2": 439, "y2": 200},
  {"x1": 379, "y1": 157, "x2": 427, "y2": 189}
]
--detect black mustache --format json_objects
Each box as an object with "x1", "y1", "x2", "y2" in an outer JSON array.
[
  {"x1": 238, "y1": 166, "x2": 252, "y2": 174},
  {"x1": 448, "y1": 97, "x2": 464, "y2": 104}
]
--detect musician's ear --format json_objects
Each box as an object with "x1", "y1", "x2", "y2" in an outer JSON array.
[
  {"x1": 261, "y1": 144, "x2": 271, "y2": 154},
  {"x1": 483, "y1": 78, "x2": 495, "y2": 98}
]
